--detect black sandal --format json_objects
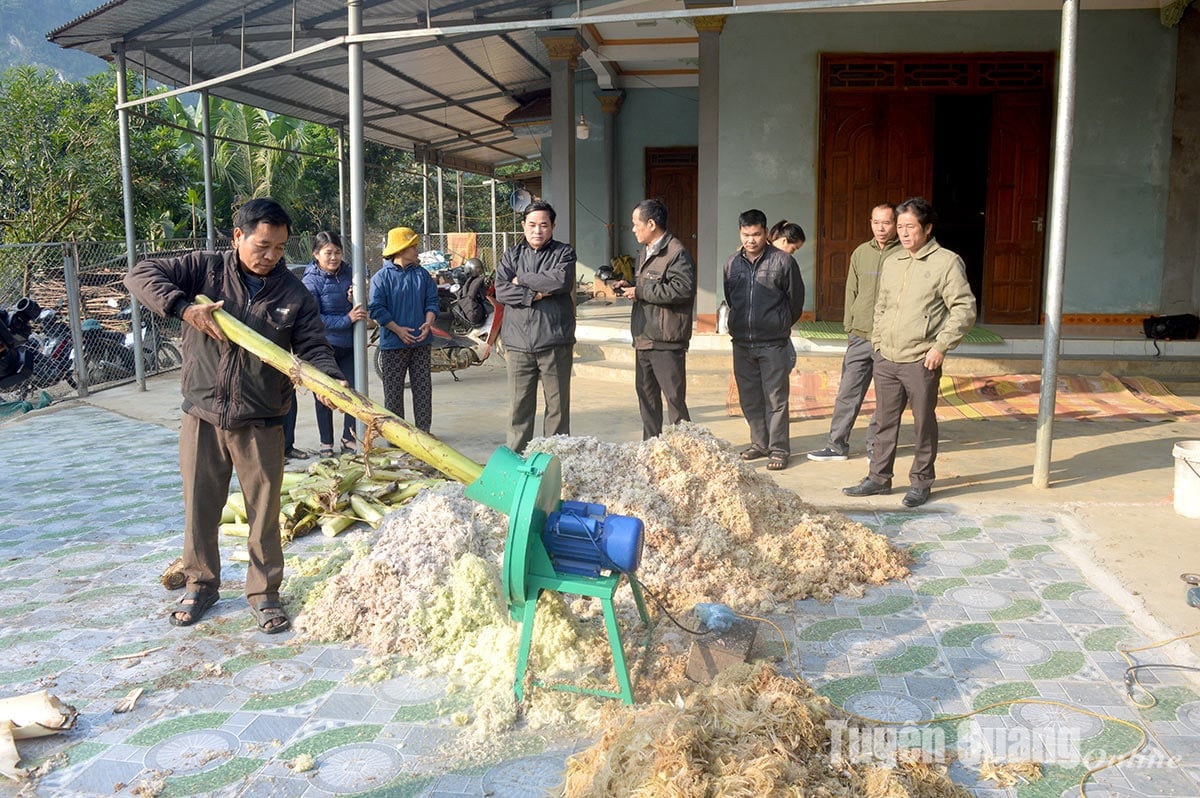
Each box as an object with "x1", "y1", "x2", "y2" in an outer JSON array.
[
  {"x1": 250, "y1": 599, "x2": 292, "y2": 634},
  {"x1": 767, "y1": 453, "x2": 789, "y2": 471},
  {"x1": 741, "y1": 447, "x2": 768, "y2": 461},
  {"x1": 169, "y1": 589, "x2": 219, "y2": 627}
]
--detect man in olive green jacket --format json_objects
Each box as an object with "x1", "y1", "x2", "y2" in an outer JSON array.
[
  {"x1": 843, "y1": 197, "x2": 976, "y2": 508},
  {"x1": 808, "y1": 203, "x2": 899, "y2": 462}
]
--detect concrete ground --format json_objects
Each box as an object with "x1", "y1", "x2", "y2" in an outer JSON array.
[
  {"x1": 5, "y1": 301, "x2": 1200, "y2": 797},
  {"x1": 75, "y1": 312, "x2": 1200, "y2": 655}
]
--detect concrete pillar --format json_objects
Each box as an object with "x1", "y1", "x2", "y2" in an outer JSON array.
[
  {"x1": 692, "y1": 14, "x2": 725, "y2": 328},
  {"x1": 1162, "y1": 10, "x2": 1200, "y2": 314},
  {"x1": 537, "y1": 29, "x2": 586, "y2": 243},
  {"x1": 597, "y1": 90, "x2": 625, "y2": 266}
]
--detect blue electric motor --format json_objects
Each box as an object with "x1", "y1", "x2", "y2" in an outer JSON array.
[{"x1": 542, "y1": 500, "x2": 644, "y2": 577}]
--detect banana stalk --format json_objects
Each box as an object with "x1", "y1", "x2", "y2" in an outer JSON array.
[
  {"x1": 349, "y1": 494, "x2": 386, "y2": 527},
  {"x1": 220, "y1": 522, "x2": 251, "y2": 537},
  {"x1": 195, "y1": 295, "x2": 483, "y2": 485},
  {"x1": 0, "y1": 691, "x2": 78, "y2": 780},
  {"x1": 321, "y1": 514, "x2": 356, "y2": 538}
]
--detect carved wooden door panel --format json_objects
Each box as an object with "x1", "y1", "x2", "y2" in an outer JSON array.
[
  {"x1": 645, "y1": 148, "x2": 698, "y2": 264},
  {"x1": 818, "y1": 93, "x2": 932, "y2": 319},
  {"x1": 983, "y1": 92, "x2": 1050, "y2": 323}
]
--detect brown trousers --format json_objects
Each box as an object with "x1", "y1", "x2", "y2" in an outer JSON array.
[
  {"x1": 179, "y1": 413, "x2": 285, "y2": 603},
  {"x1": 868, "y1": 356, "x2": 941, "y2": 489}
]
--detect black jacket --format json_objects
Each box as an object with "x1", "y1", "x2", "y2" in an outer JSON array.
[
  {"x1": 494, "y1": 238, "x2": 577, "y2": 353},
  {"x1": 125, "y1": 250, "x2": 342, "y2": 429},
  {"x1": 630, "y1": 232, "x2": 695, "y2": 351},
  {"x1": 722, "y1": 244, "x2": 805, "y2": 345}
]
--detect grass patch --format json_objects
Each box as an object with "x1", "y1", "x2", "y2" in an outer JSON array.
[
  {"x1": 1026, "y1": 651, "x2": 1085, "y2": 680},
  {"x1": 990, "y1": 599, "x2": 1042, "y2": 622},
  {"x1": 1010, "y1": 544, "x2": 1052, "y2": 560},
  {"x1": 962, "y1": 559, "x2": 1007, "y2": 576},
  {"x1": 857, "y1": 596, "x2": 914, "y2": 617},
  {"x1": 162, "y1": 756, "x2": 261, "y2": 797},
  {"x1": 126, "y1": 712, "x2": 231, "y2": 747},
  {"x1": 916, "y1": 578, "x2": 967, "y2": 596},
  {"x1": 875, "y1": 646, "x2": 937, "y2": 675},
  {"x1": 1042, "y1": 581, "x2": 1088, "y2": 600},
  {"x1": 972, "y1": 681, "x2": 1038, "y2": 715},
  {"x1": 816, "y1": 675, "x2": 880, "y2": 707},
  {"x1": 940, "y1": 527, "x2": 981, "y2": 541},
  {"x1": 242, "y1": 679, "x2": 336, "y2": 711}
]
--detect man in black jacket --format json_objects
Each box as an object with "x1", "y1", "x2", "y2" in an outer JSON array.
[
  {"x1": 126, "y1": 198, "x2": 343, "y2": 634},
  {"x1": 723, "y1": 209, "x2": 805, "y2": 470},
  {"x1": 494, "y1": 201, "x2": 577, "y2": 454},
  {"x1": 612, "y1": 199, "x2": 696, "y2": 439}
]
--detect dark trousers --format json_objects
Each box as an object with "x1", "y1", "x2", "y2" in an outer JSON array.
[
  {"x1": 314, "y1": 344, "x2": 357, "y2": 446},
  {"x1": 827, "y1": 333, "x2": 877, "y2": 455},
  {"x1": 506, "y1": 344, "x2": 572, "y2": 453},
  {"x1": 732, "y1": 340, "x2": 793, "y2": 456},
  {"x1": 179, "y1": 413, "x2": 285, "y2": 603},
  {"x1": 635, "y1": 348, "x2": 689, "y2": 439},
  {"x1": 380, "y1": 346, "x2": 433, "y2": 432},
  {"x1": 868, "y1": 355, "x2": 941, "y2": 489},
  {"x1": 283, "y1": 391, "x2": 298, "y2": 451}
]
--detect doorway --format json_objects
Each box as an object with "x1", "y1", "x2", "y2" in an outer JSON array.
[
  {"x1": 645, "y1": 147, "x2": 698, "y2": 264},
  {"x1": 933, "y1": 94, "x2": 991, "y2": 306},
  {"x1": 817, "y1": 53, "x2": 1053, "y2": 324}
]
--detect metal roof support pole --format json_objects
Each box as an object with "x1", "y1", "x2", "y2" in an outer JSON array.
[
  {"x1": 422, "y1": 155, "x2": 429, "y2": 236},
  {"x1": 1032, "y1": 0, "x2": 1078, "y2": 489},
  {"x1": 490, "y1": 179, "x2": 497, "y2": 266},
  {"x1": 598, "y1": 90, "x2": 625, "y2": 268},
  {"x1": 456, "y1": 171, "x2": 463, "y2": 233},
  {"x1": 115, "y1": 45, "x2": 147, "y2": 391},
  {"x1": 537, "y1": 30, "x2": 586, "y2": 244},
  {"x1": 348, "y1": 0, "x2": 370, "y2": 408},
  {"x1": 200, "y1": 89, "x2": 216, "y2": 251},
  {"x1": 692, "y1": 13, "x2": 726, "y2": 325},
  {"x1": 337, "y1": 126, "x2": 347, "y2": 241},
  {"x1": 437, "y1": 166, "x2": 445, "y2": 237}
]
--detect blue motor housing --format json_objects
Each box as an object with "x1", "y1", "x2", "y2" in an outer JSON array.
[{"x1": 542, "y1": 500, "x2": 644, "y2": 577}]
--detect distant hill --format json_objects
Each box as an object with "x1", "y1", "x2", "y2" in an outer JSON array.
[{"x1": 0, "y1": 0, "x2": 109, "y2": 81}]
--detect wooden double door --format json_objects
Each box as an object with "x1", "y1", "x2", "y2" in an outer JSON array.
[{"x1": 818, "y1": 54, "x2": 1053, "y2": 324}]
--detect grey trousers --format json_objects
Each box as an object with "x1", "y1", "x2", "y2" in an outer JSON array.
[
  {"x1": 827, "y1": 333, "x2": 877, "y2": 455},
  {"x1": 506, "y1": 344, "x2": 573, "y2": 453},
  {"x1": 868, "y1": 355, "x2": 941, "y2": 489},
  {"x1": 179, "y1": 413, "x2": 285, "y2": 603},
  {"x1": 732, "y1": 340, "x2": 793, "y2": 456},
  {"x1": 635, "y1": 348, "x2": 690, "y2": 440}
]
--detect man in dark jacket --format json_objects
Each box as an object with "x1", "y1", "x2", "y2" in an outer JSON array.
[
  {"x1": 495, "y1": 200, "x2": 577, "y2": 454},
  {"x1": 125, "y1": 198, "x2": 343, "y2": 634},
  {"x1": 723, "y1": 208, "x2": 805, "y2": 470},
  {"x1": 612, "y1": 199, "x2": 696, "y2": 439}
]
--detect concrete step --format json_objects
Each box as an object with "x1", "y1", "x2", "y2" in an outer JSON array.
[{"x1": 576, "y1": 340, "x2": 1200, "y2": 380}]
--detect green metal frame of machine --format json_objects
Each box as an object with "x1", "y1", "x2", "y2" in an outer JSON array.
[{"x1": 466, "y1": 446, "x2": 651, "y2": 705}]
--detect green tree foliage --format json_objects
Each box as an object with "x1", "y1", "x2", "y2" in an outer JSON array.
[{"x1": 0, "y1": 65, "x2": 185, "y2": 243}]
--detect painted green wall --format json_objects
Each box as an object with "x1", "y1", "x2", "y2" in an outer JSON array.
[{"x1": 714, "y1": 8, "x2": 1177, "y2": 314}]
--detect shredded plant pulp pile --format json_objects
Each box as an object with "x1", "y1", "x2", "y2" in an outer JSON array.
[
  {"x1": 294, "y1": 424, "x2": 908, "y2": 726},
  {"x1": 562, "y1": 663, "x2": 970, "y2": 798}
]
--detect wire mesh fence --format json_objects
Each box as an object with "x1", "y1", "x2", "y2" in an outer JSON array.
[{"x1": 1, "y1": 231, "x2": 522, "y2": 417}]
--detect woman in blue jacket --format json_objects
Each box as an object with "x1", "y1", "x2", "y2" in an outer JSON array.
[
  {"x1": 369, "y1": 227, "x2": 439, "y2": 432},
  {"x1": 302, "y1": 231, "x2": 368, "y2": 455}
]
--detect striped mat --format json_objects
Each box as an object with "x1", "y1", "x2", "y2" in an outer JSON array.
[
  {"x1": 726, "y1": 371, "x2": 1200, "y2": 422},
  {"x1": 794, "y1": 321, "x2": 1004, "y2": 344}
]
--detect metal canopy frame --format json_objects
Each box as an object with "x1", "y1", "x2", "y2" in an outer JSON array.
[{"x1": 51, "y1": 0, "x2": 1102, "y2": 487}]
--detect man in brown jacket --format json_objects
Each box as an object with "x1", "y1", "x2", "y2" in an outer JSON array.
[
  {"x1": 612, "y1": 199, "x2": 696, "y2": 439},
  {"x1": 126, "y1": 198, "x2": 343, "y2": 633}
]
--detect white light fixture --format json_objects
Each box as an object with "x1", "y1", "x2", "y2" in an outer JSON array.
[{"x1": 576, "y1": 113, "x2": 590, "y2": 140}]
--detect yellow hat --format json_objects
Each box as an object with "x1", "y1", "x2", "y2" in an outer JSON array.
[{"x1": 383, "y1": 227, "x2": 419, "y2": 258}]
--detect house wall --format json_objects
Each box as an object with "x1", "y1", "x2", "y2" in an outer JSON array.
[
  {"x1": 713, "y1": 8, "x2": 1177, "y2": 314},
  {"x1": 550, "y1": 84, "x2": 700, "y2": 276}
]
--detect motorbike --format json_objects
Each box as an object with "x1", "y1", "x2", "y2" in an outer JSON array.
[
  {"x1": 0, "y1": 298, "x2": 77, "y2": 399},
  {"x1": 76, "y1": 316, "x2": 136, "y2": 385},
  {"x1": 110, "y1": 298, "x2": 182, "y2": 375}
]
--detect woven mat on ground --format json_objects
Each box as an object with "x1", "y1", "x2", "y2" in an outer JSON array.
[
  {"x1": 726, "y1": 371, "x2": 1200, "y2": 422},
  {"x1": 794, "y1": 320, "x2": 1004, "y2": 344}
]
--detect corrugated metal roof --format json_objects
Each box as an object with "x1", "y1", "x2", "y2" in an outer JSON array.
[{"x1": 47, "y1": 0, "x2": 564, "y2": 172}]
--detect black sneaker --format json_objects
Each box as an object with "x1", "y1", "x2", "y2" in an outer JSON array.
[{"x1": 807, "y1": 447, "x2": 849, "y2": 462}]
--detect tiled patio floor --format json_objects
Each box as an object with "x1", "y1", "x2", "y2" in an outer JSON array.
[{"x1": 2, "y1": 406, "x2": 1198, "y2": 797}]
